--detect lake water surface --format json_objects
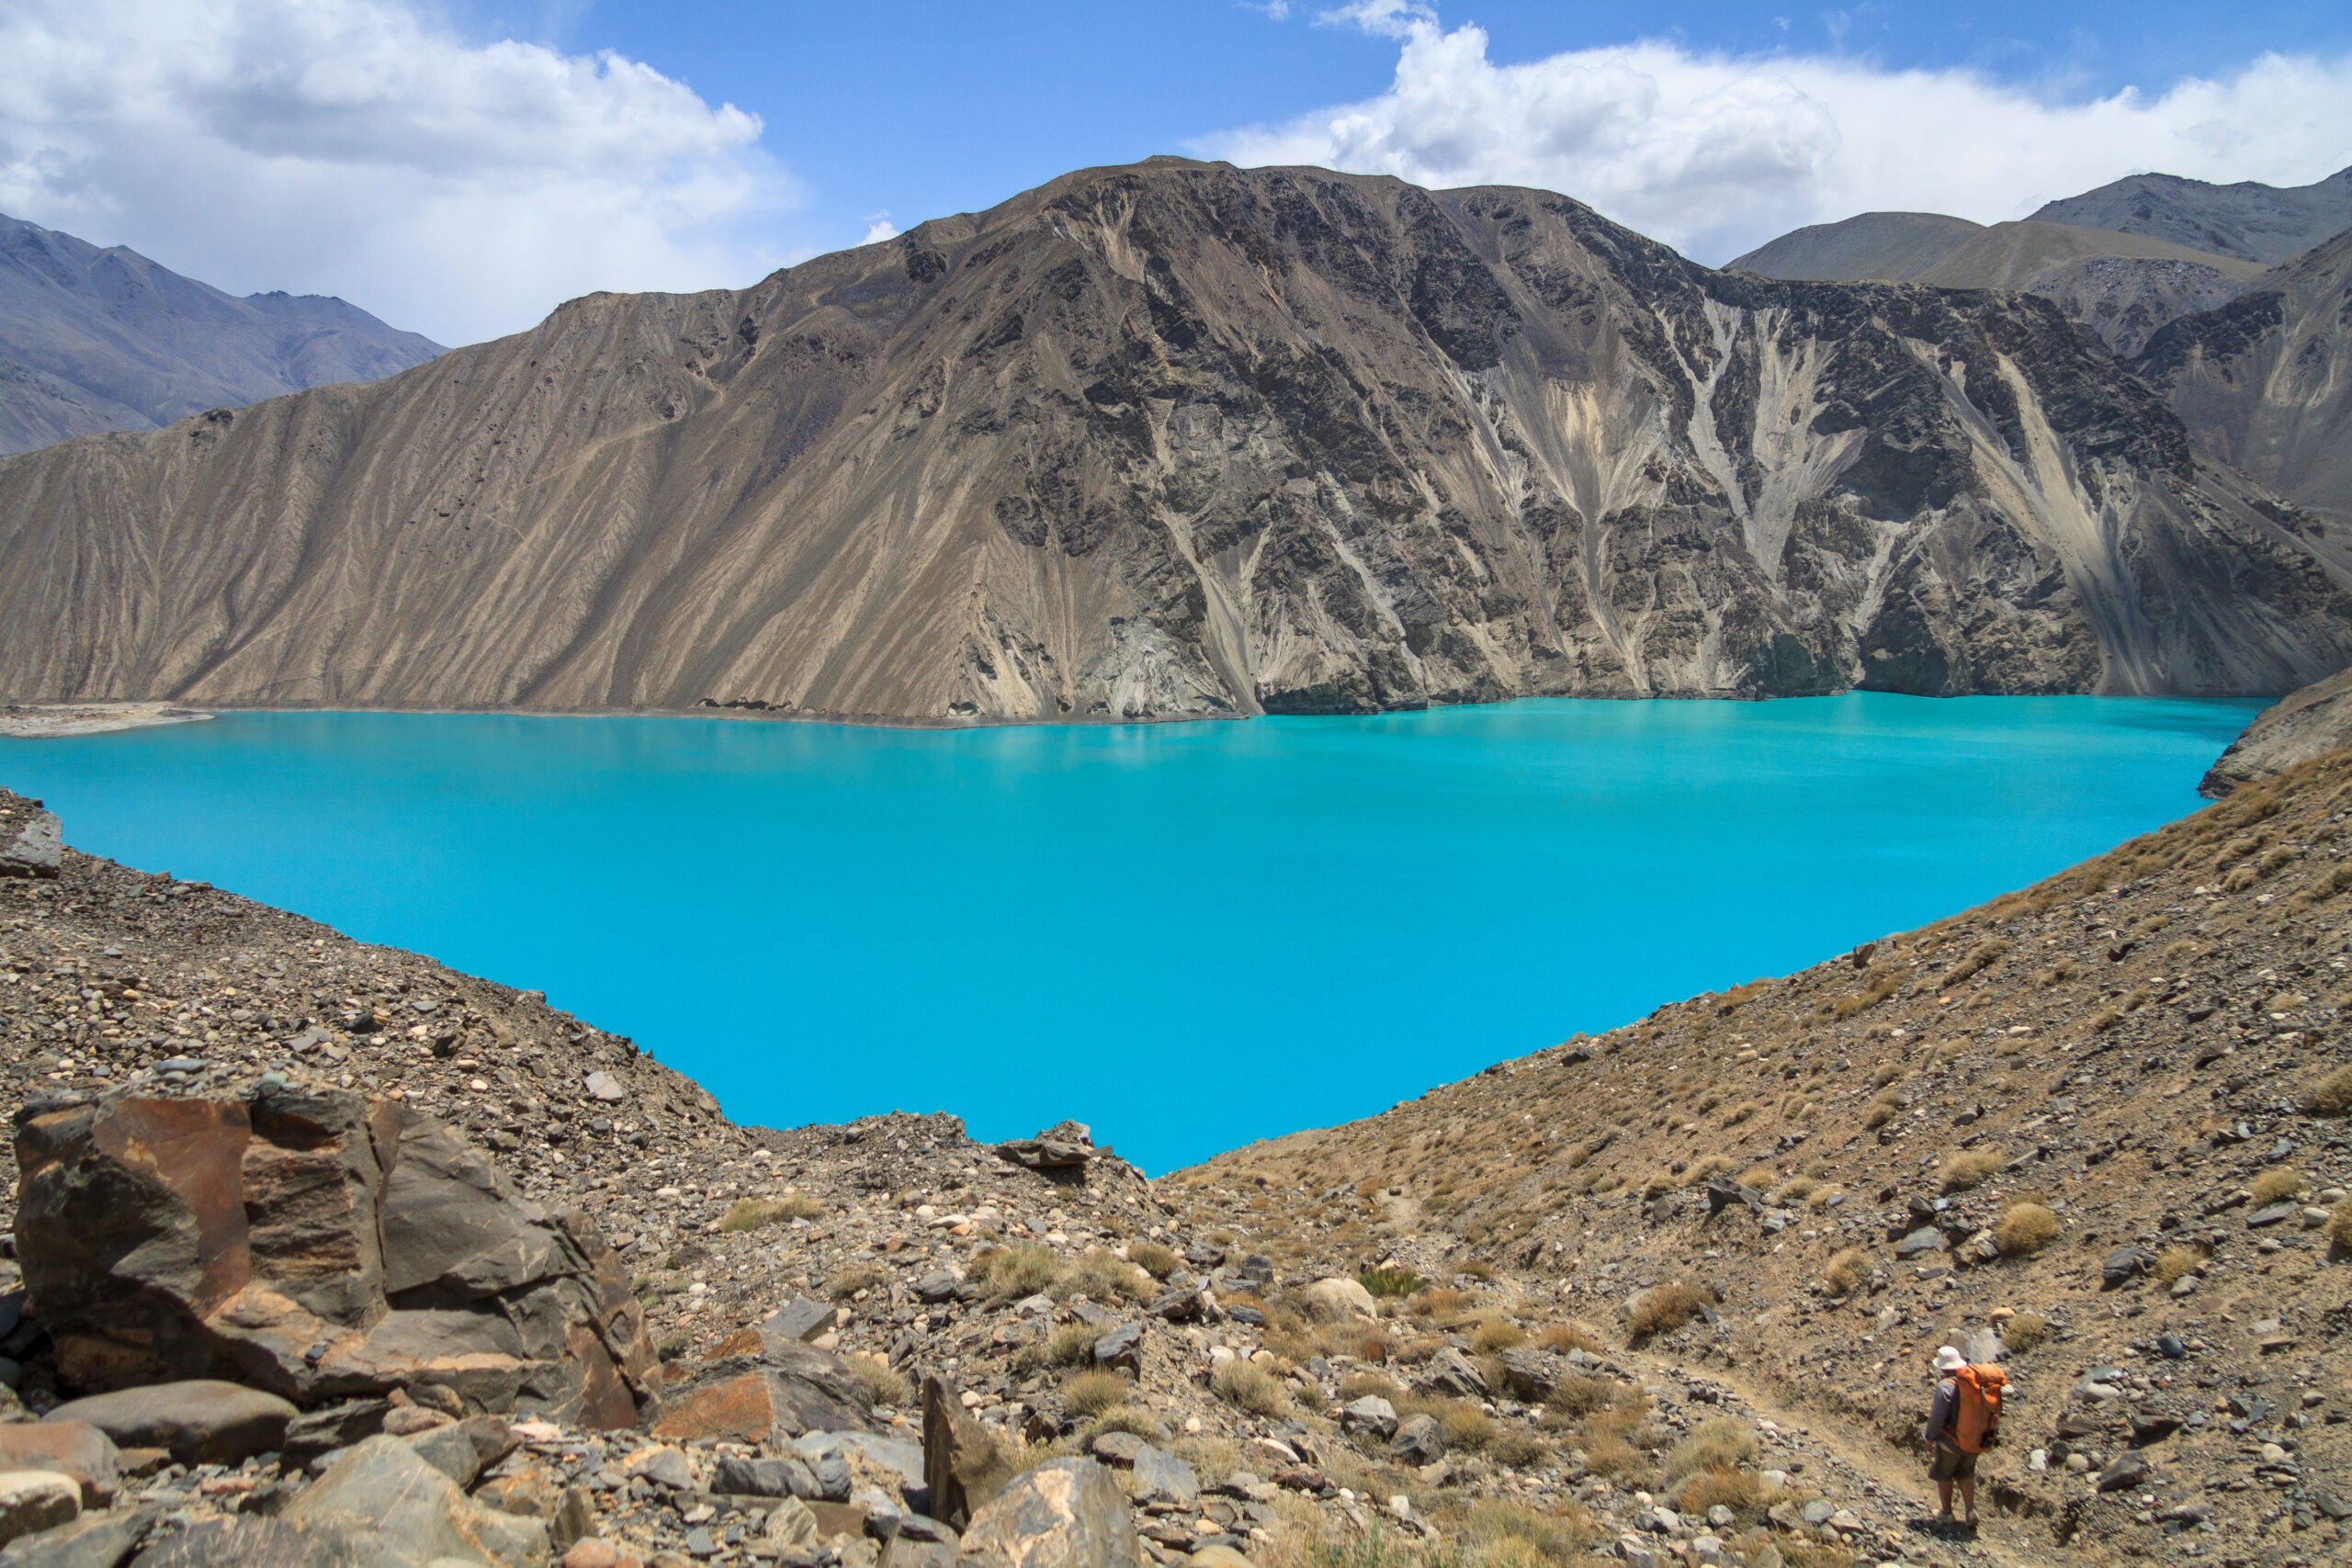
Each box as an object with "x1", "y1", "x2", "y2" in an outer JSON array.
[{"x1": 2, "y1": 695, "x2": 2259, "y2": 1170}]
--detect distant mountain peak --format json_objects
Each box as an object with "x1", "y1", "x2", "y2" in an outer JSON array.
[
  {"x1": 0, "y1": 210, "x2": 442, "y2": 457},
  {"x1": 2027, "y1": 165, "x2": 2352, "y2": 265}
]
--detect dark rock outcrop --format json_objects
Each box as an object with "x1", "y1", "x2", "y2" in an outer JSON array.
[
  {"x1": 2, "y1": 160, "x2": 2345, "y2": 721},
  {"x1": 2200, "y1": 664, "x2": 2352, "y2": 795},
  {"x1": 12, "y1": 1089, "x2": 657, "y2": 1425}
]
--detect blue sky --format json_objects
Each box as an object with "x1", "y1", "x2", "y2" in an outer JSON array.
[
  {"x1": 2, "y1": 0, "x2": 2346, "y2": 343},
  {"x1": 485, "y1": 0, "x2": 2352, "y2": 262}
]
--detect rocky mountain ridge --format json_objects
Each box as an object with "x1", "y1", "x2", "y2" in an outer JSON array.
[
  {"x1": 2028, "y1": 167, "x2": 2352, "y2": 267},
  {"x1": 0, "y1": 213, "x2": 443, "y2": 458},
  {"x1": 2, "y1": 160, "x2": 2348, "y2": 726}
]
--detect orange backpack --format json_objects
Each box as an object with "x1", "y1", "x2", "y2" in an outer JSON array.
[{"x1": 1951, "y1": 1364, "x2": 2007, "y2": 1453}]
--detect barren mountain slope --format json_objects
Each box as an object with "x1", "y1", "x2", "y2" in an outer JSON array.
[
  {"x1": 1725, "y1": 213, "x2": 1985, "y2": 284},
  {"x1": 4, "y1": 159, "x2": 2350, "y2": 722},
  {"x1": 1908, "y1": 224, "x2": 2266, "y2": 357},
  {"x1": 2030, "y1": 168, "x2": 2352, "y2": 267},
  {"x1": 1173, "y1": 746, "x2": 2352, "y2": 1563},
  {"x1": 2135, "y1": 231, "x2": 2352, "y2": 525},
  {"x1": 0, "y1": 212, "x2": 443, "y2": 457}
]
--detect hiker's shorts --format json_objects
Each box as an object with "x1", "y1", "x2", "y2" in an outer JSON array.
[{"x1": 1929, "y1": 1441, "x2": 1977, "y2": 1482}]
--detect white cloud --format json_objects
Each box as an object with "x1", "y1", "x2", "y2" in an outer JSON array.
[
  {"x1": 0, "y1": 0, "x2": 795, "y2": 345},
  {"x1": 861, "y1": 216, "x2": 900, "y2": 244},
  {"x1": 1197, "y1": 11, "x2": 2352, "y2": 265}
]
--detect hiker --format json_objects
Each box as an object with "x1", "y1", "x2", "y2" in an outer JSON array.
[{"x1": 1925, "y1": 1344, "x2": 2004, "y2": 1526}]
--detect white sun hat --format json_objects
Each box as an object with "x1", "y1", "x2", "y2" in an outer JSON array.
[{"x1": 1933, "y1": 1346, "x2": 1968, "y2": 1372}]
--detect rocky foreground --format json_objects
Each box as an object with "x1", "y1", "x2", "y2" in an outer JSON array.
[{"x1": 0, "y1": 733, "x2": 2347, "y2": 1568}]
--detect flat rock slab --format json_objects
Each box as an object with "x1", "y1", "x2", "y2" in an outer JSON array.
[
  {"x1": 0, "y1": 1424, "x2": 119, "y2": 1506},
  {"x1": 0, "y1": 1509, "x2": 147, "y2": 1568},
  {"x1": 46, "y1": 1382, "x2": 295, "y2": 1467},
  {"x1": 128, "y1": 1518, "x2": 350, "y2": 1568}
]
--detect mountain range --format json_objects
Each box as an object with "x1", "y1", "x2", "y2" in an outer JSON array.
[
  {"x1": 0, "y1": 213, "x2": 443, "y2": 457},
  {"x1": 0, "y1": 158, "x2": 2346, "y2": 725}
]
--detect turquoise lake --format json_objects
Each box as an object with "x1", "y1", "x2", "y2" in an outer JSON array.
[{"x1": 0, "y1": 694, "x2": 2261, "y2": 1171}]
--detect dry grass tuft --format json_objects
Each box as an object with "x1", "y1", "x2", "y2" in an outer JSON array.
[
  {"x1": 1052, "y1": 1248, "x2": 1152, "y2": 1303},
  {"x1": 1626, "y1": 1280, "x2": 1713, "y2": 1344},
  {"x1": 2252, "y1": 1168, "x2": 2305, "y2": 1204},
  {"x1": 718, "y1": 1193, "x2": 821, "y2": 1232},
  {"x1": 2002, "y1": 1312, "x2": 2047, "y2": 1352},
  {"x1": 1213, "y1": 1359, "x2": 1292, "y2": 1418},
  {"x1": 1939, "y1": 1148, "x2": 2004, "y2": 1193},
  {"x1": 1127, "y1": 1240, "x2": 1181, "y2": 1279},
  {"x1": 1061, "y1": 1369, "x2": 1126, "y2": 1417},
  {"x1": 1440, "y1": 1404, "x2": 1497, "y2": 1451},
  {"x1": 1470, "y1": 1317, "x2": 1526, "y2": 1354},
  {"x1": 1532, "y1": 1321, "x2": 1601, "y2": 1354},
  {"x1": 2155, "y1": 1245, "x2": 2203, "y2": 1286},
  {"x1": 1461, "y1": 1499, "x2": 1591, "y2": 1565},
  {"x1": 1409, "y1": 1287, "x2": 1471, "y2": 1319},
  {"x1": 1822, "y1": 1247, "x2": 1871, "y2": 1296},
  {"x1": 2312, "y1": 1065, "x2": 2352, "y2": 1115},
  {"x1": 978, "y1": 1244, "x2": 1059, "y2": 1302},
  {"x1": 1995, "y1": 1201, "x2": 2060, "y2": 1256},
  {"x1": 1666, "y1": 1417, "x2": 1758, "y2": 1479},
  {"x1": 2332, "y1": 1199, "x2": 2352, "y2": 1251},
  {"x1": 827, "y1": 1262, "x2": 888, "y2": 1301},
  {"x1": 847, "y1": 1353, "x2": 911, "y2": 1407},
  {"x1": 1677, "y1": 1467, "x2": 1768, "y2": 1522}
]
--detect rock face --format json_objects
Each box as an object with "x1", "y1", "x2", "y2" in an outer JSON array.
[
  {"x1": 2136, "y1": 230, "x2": 2352, "y2": 523},
  {"x1": 2199, "y1": 665, "x2": 2352, "y2": 795},
  {"x1": 0, "y1": 211, "x2": 443, "y2": 459},
  {"x1": 0, "y1": 804, "x2": 58, "y2": 880},
  {"x1": 12, "y1": 1088, "x2": 657, "y2": 1424},
  {"x1": 1, "y1": 159, "x2": 2346, "y2": 721}
]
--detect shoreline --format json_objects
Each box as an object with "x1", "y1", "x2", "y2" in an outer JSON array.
[
  {"x1": 0, "y1": 701, "x2": 216, "y2": 739},
  {"x1": 0, "y1": 684, "x2": 2285, "y2": 739}
]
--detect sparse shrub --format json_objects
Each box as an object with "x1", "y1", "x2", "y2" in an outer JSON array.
[
  {"x1": 1410, "y1": 1287, "x2": 1470, "y2": 1319},
  {"x1": 1441, "y1": 1404, "x2": 1496, "y2": 1450},
  {"x1": 1871, "y1": 1064, "x2": 1903, "y2": 1088},
  {"x1": 1938, "y1": 940, "x2": 2009, "y2": 987},
  {"x1": 1212, "y1": 1359, "x2": 1291, "y2": 1417},
  {"x1": 978, "y1": 1244, "x2": 1059, "y2": 1302},
  {"x1": 1862, "y1": 1101, "x2": 1897, "y2": 1131},
  {"x1": 1471, "y1": 1317, "x2": 1526, "y2": 1353},
  {"x1": 1805, "y1": 1185, "x2": 1842, "y2": 1210},
  {"x1": 1686, "y1": 1154, "x2": 1736, "y2": 1186},
  {"x1": 2253, "y1": 1168, "x2": 2306, "y2": 1204},
  {"x1": 1461, "y1": 1262, "x2": 1496, "y2": 1282},
  {"x1": 1462, "y1": 1499, "x2": 1589, "y2": 1564},
  {"x1": 1627, "y1": 1280, "x2": 1713, "y2": 1344},
  {"x1": 718, "y1": 1193, "x2": 820, "y2": 1232},
  {"x1": 1053, "y1": 1248, "x2": 1151, "y2": 1303},
  {"x1": 1544, "y1": 1373, "x2": 1619, "y2": 1418},
  {"x1": 1939, "y1": 1149, "x2": 2004, "y2": 1194},
  {"x1": 1060, "y1": 1369, "x2": 1128, "y2": 1418},
  {"x1": 1822, "y1": 1248, "x2": 1871, "y2": 1296},
  {"x1": 2331, "y1": 1199, "x2": 2352, "y2": 1250},
  {"x1": 656, "y1": 1331, "x2": 690, "y2": 1361},
  {"x1": 1776, "y1": 1175, "x2": 1818, "y2": 1203},
  {"x1": 1339, "y1": 1371, "x2": 1403, "y2": 1403},
  {"x1": 1127, "y1": 1241, "x2": 1181, "y2": 1280},
  {"x1": 2155, "y1": 1246, "x2": 2203, "y2": 1285},
  {"x1": 1995, "y1": 1201, "x2": 2060, "y2": 1256},
  {"x1": 1087, "y1": 1404, "x2": 1161, "y2": 1439},
  {"x1": 1492, "y1": 1427, "x2": 1551, "y2": 1468},
  {"x1": 2311, "y1": 1066, "x2": 2352, "y2": 1115},
  {"x1": 1582, "y1": 1432, "x2": 1641, "y2": 1480},
  {"x1": 827, "y1": 1262, "x2": 888, "y2": 1301},
  {"x1": 848, "y1": 1353, "x2": 911, "y2": 1407},
  {"x1": 1532, "y1": 1322, "x2": 1600, "y2": 1354},
  {"x1": 2003, "y1": 1312, "x2": 2047, "y2": 1352},
  {"x1": 1677, "y1": 1467, "x2": 1767, "y2": 1522},
  {"x1": 1667, "y1": 1417, "x2": 1758, "y2": 1478},
  {"x1": 1043, "y1": 1320, "x2": 1099, "y2": 1367},
  {"x1": 1358, "y1": 1266, "x2": 1423, "y2": 1299}
]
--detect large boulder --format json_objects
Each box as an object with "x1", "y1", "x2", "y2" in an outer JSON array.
[
  {"x1": 956, "y1": 1459, "x2": 1140, "y2": 1568},
  {"x1": 1301, "y1": 1279, "x2": 1376, "y2": 1324},
  {"x1": 0, "y1": 1422, "x2": 119, "y2": 1506},
  {"x1": 13, "y1": 1090, "x2": 657, "y2": 1427},
  {"x1": 44, "y1": 1382, "x2": 292, "y2": 1466}
]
